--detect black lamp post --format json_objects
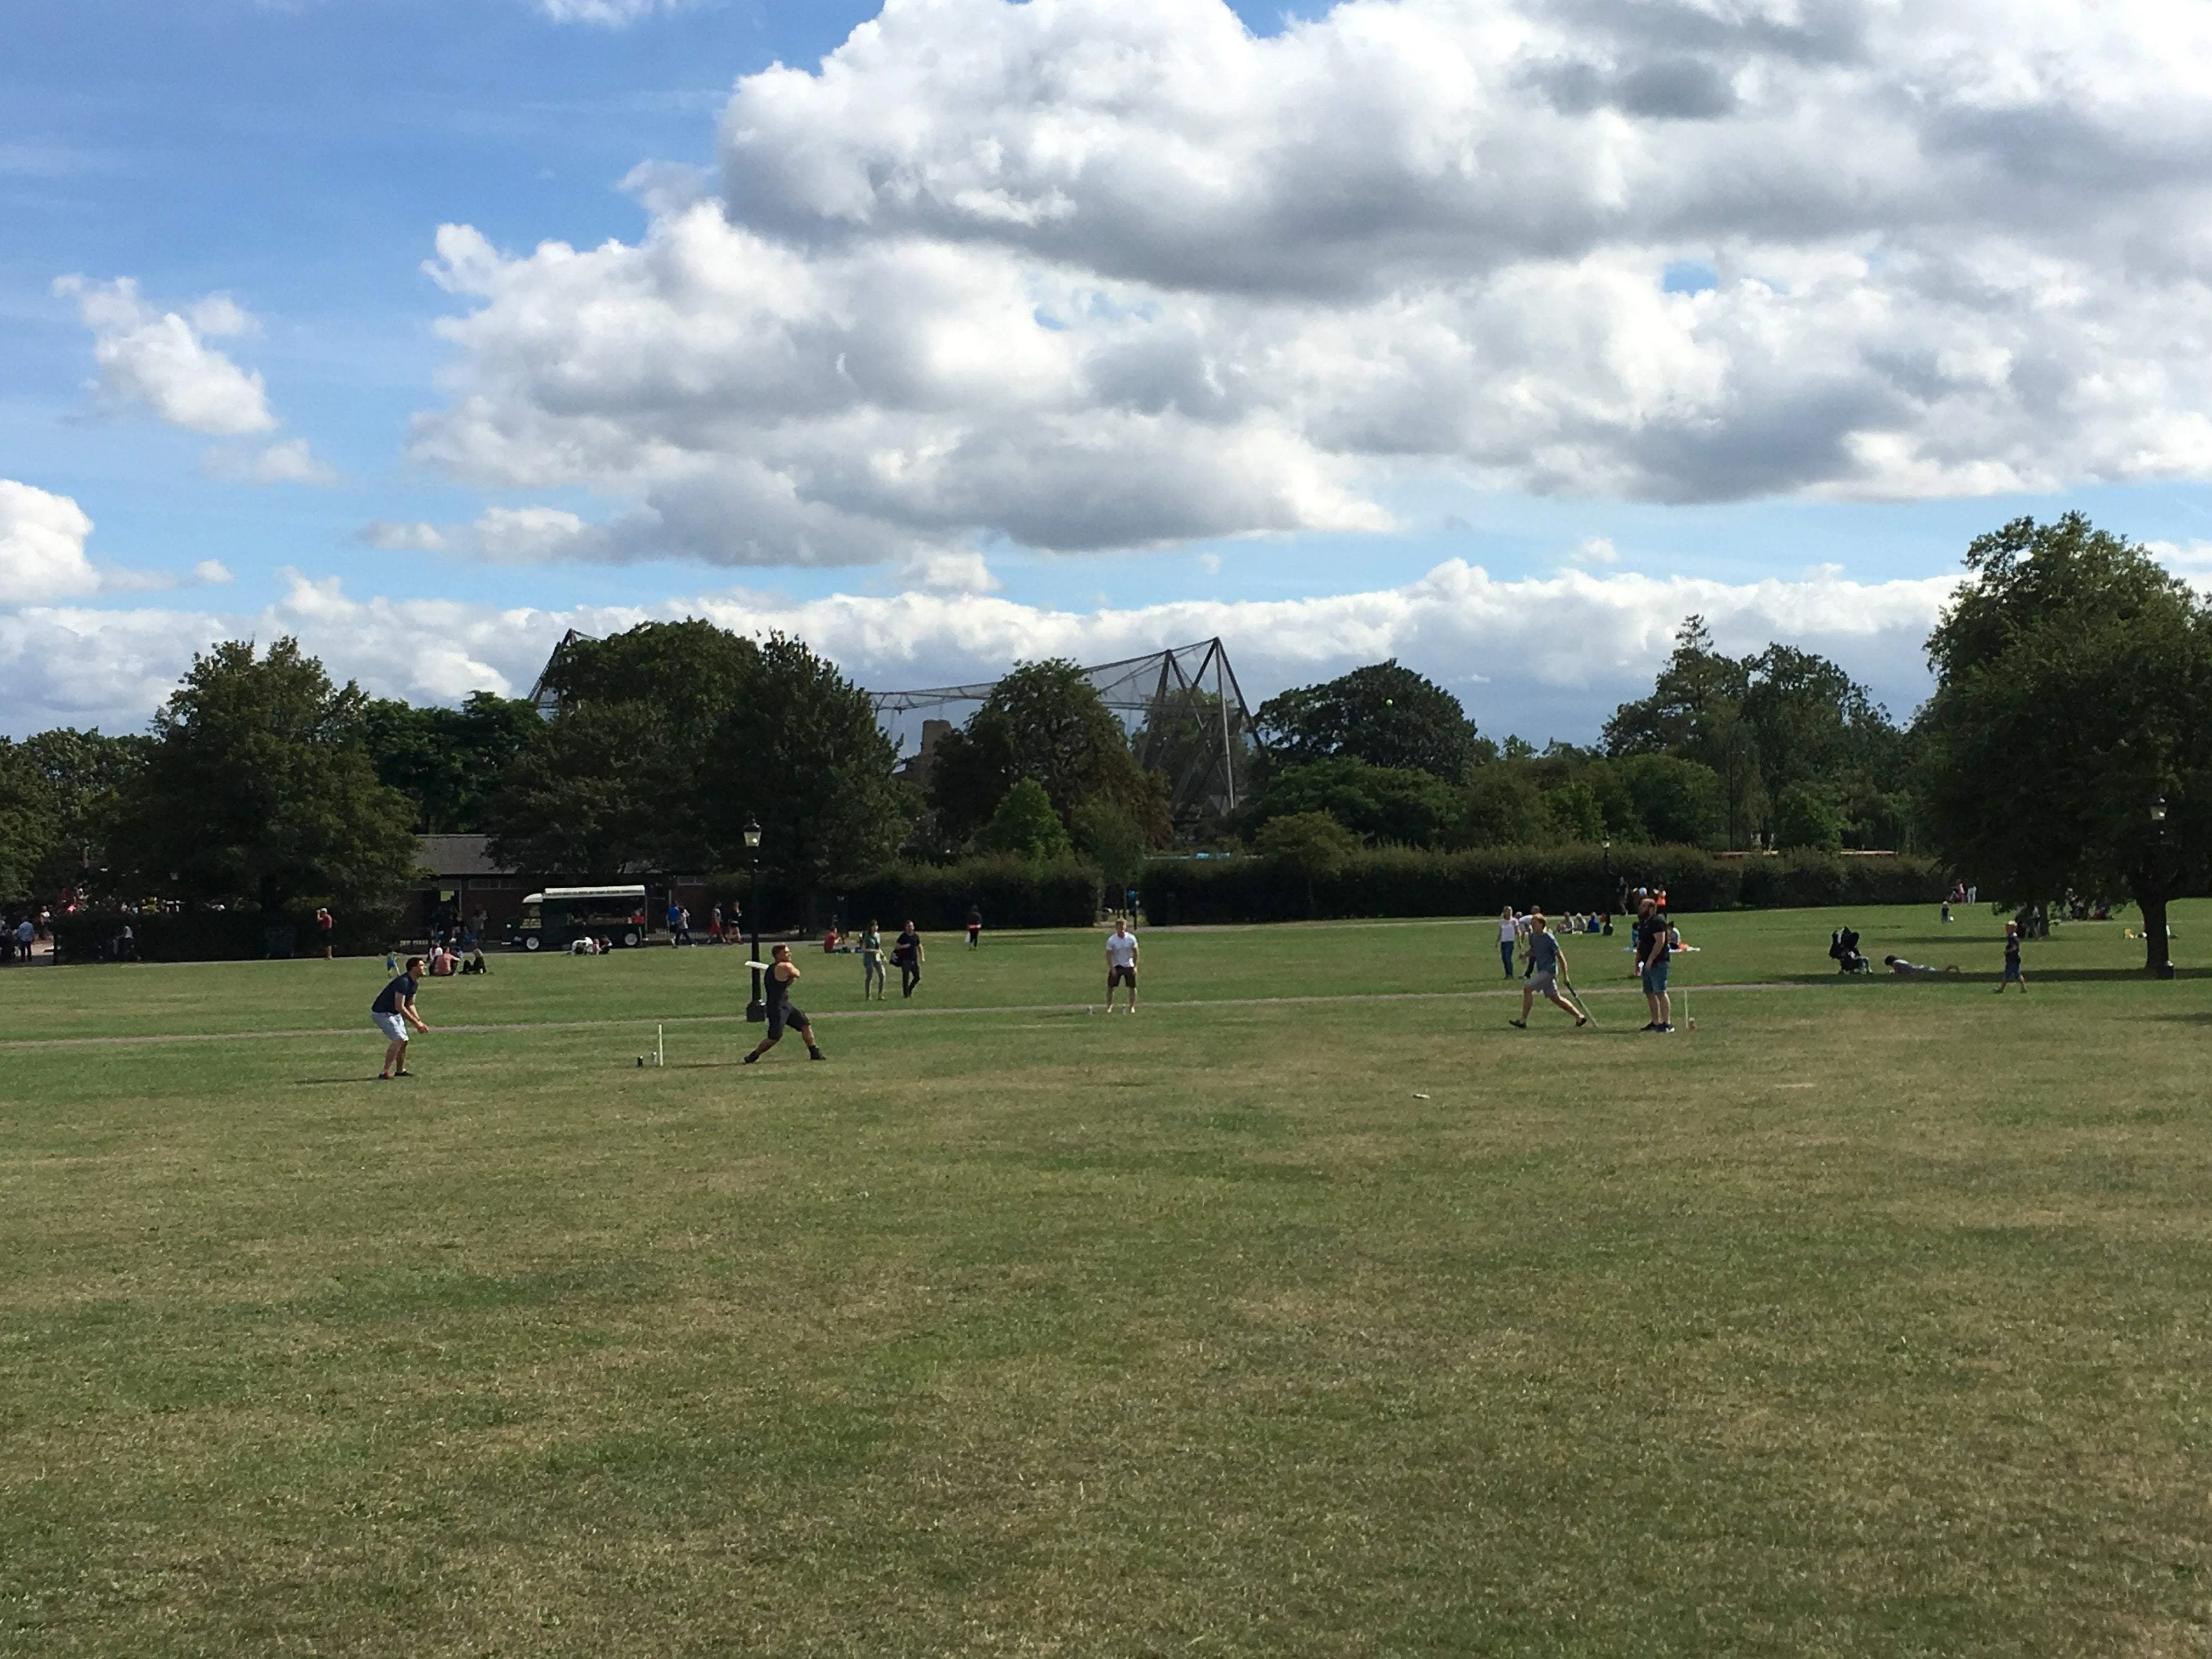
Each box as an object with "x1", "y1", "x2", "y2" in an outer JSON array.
[
  {"x1": 743, "y1": 817, "x2": 766, "y2": 1020},
  {"x1": 2152, "y1": 797, "x2": 2175, "y2": 979}
]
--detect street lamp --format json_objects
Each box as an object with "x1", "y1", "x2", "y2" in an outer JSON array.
[
  {"x1": 2152, "y1": 797, "x2": 2175, "y2": 979},
  {"x1": 743, "y1": 817, "x2": 766, "y2": 1020}
]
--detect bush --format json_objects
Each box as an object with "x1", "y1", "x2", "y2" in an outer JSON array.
[
  {"x1": 1141, "y1": 844, "x2": 1947, "y2": 926},
  {"x1": 977, "y1": 778, "x2": 1074, "y2": 860},
  {"x1": 839, "y1": 855, "x2": 1100, "y2": 932},
  {"x1": 1772, "y1": 785, "x2": 1845, "y2": 853},
  {"x1": 52, "y1": 903, "x2": 404, "y2": 964}
]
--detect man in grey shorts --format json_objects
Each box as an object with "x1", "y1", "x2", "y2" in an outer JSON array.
[
  {"x1": 371, "y1": 956, "x2": 430, "y2": 1077},
  {"x1": 1509, "y1": 912, "x2": 1588, "y2": 1030}
]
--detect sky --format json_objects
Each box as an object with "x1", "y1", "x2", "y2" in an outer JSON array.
[{"x1": 8, "y1": 0, "x2": 2212, "y2": 747}]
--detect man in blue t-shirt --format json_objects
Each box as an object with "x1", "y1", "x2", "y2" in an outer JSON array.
[
  {"x1": 1508, "y1": 912, "x2": 1588, "y2": 1030},
  {"x1": 371, "y1": 956, "x2": 430, "y2": 1078}
]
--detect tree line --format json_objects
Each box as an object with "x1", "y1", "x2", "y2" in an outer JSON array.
[{"x1": 1, "y1": 512, "x2": 2199, "y2": 971}]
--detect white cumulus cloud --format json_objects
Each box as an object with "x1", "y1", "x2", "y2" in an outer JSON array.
[
  {"x1": 0, "y1": 559, "x2": 1955, "y2": 740},
  {"x1": 535, "y1": 0, "x2": 681, "y2": 24},
  {"x1": 203, "y1": 437, "x2": 338, "y2": 487},
  {"x1": 0, "y1": 480, "x2": 103, "y2": 605},
  {"x1": 409, "y1": 0, "x2": 2212, "y2": 572},
  {"x1": 54, "y1": 276, "x2": 276, "y2": 436}
]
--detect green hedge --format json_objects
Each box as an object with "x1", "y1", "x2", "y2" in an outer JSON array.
[
  {"x1": 53, "y1": 904, "x2": 404, "y2": 964},
  {"x1": 838, "y1": 856, "x2": 1100, "y2": 932},
  {"x1": 1139, "y1": 845, "x2": 1948, "y2": 926}
]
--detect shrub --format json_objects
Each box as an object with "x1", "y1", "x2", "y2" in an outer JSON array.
[
  {"x1": 977, "y1": 778, "x2": 1075, "y2": 860},
  {"x1": 1772, "y1": 785, "x2": 1846, "y2": 853},
  {"x1": 839, "y1": 855, "x2": 1099, "y2": 931},
  {"x1": 1142, "y1": 844, "x2": 1946, "y2": 926},
  {"x1": 52, "y1": 903, "x2": 403, "y2": 963}
]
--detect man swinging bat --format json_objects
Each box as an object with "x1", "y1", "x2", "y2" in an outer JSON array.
[{"x1": 744, "y1": 943, "x2": 827, "y2": 1064}]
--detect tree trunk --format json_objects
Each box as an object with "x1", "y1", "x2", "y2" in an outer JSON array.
[{"x1": 2137, "y1": 879, "x2": 2174, "y2": 978}]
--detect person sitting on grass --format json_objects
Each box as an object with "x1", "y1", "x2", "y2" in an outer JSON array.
[
  {"x1": 460, "y1": 946, "x2": 488, "y2": 975},
  {"x1": 372, "y1": 956, "x2": 430, "y2": 1079},
  {"x1": 1509, "y1": 911, "x2": 1588, "y2": 1031},
  {"x1": 1884, "y1": 955, "x2": 1960, "y2": 977},
  {"x1": 744, "y1": 943, "x2": 827, "y2": 1064}
]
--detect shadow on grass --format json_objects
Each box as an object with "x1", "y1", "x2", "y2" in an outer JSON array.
[{"x1": 294, "y1": 1076, "x2": 383, "y2": 1086}]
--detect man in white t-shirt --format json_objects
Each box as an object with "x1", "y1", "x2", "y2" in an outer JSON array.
[
  {"x1": 1497, "y1": 908, "x2": 1523, "y2": 978},
  {"x1": 1104, "y1": 918, "x2": 1140, "y2": 1013}
]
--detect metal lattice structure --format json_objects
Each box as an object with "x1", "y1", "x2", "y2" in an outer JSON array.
[{"x1": 871, "y1": 639, "x2": 1261, "y2": 826}]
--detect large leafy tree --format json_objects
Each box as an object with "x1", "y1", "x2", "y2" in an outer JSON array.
[
  {"x1": 1918, "y1": 514, "x2": 2212, "y2": 975},
  {"x1": 487, "y1": 622, "x2": 904, "y2": 892},
  {"x1": 361, "y1": 691, "x2": 542, "y2": 833},
  {"x1": 1605, "y1": 617, "x2": 1908, "y2": 848},
  {"x1": 1256, "y1": 660, "x2": 1481, "y2": 781},
  {"x1": 0, "y1": 728, "x2": 149, "y2": 901},
  {"x1": 928, "y1": 659, "x2": 1168, "y2": 847},
  {"x1": 1238, "y1": 757, "x2": 1460, "y2": 848},
  {"x1": 106, "y1": 639, "x2": 420, "y2": 912},
  {"x1": 710, "y1": 633, "x2": 906, "y2": 893}
]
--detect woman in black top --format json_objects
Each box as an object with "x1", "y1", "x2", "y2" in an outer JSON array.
[{"x1": 893, "y1": 921, "x2": 923, "y2": 998}]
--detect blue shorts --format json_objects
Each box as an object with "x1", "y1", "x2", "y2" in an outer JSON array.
[
  {"x1": 2003, "y1": 961, "x2": 2023, "y2": 980},
  {"x1": 1641, "y1": 960, "x2": 1670, "y2": 995}
]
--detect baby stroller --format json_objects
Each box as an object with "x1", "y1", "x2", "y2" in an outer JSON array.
[{"x1": 1829, "y1": 926, "x2": 1871, "y2": 974}]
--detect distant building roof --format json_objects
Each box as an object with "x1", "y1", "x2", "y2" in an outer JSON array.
[{"x1": 416, "y1": 834, "x2": 515, "y2": 879}]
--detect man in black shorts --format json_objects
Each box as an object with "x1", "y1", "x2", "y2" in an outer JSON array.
[{"x1": 744, "y1": 943, "x2": 827, "y2": 1063}]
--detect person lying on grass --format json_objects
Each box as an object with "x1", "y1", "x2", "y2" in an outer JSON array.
[
  {"x1": 1883, "y1": 955, "x2": 1961, "y2": 977},
  {"x1": 373, "y1": 956, "x2": 430, "y2": 1078},
  {"x1": 1509, "y1": 912, "x2": 1588, "y2": 1030}
]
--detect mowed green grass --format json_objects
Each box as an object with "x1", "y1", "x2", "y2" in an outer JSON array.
[{"x1": 3, "y1": 905, "x2": 2210, "y2": 1655}]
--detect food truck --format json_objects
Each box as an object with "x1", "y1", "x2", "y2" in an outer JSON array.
[{"x1": 505, "y1": 885, "x2": 650, "y2": 951}]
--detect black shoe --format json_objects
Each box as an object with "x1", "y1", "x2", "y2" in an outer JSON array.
[
  {"x1": 1639, "y1": 1022, "x2": 1657, "y2": 1031},
  {"x1": 1508, "y1": 1018, "x2": 1527, "y2": 1029},
  {"x1": 1656, "y1": 1024, "x2": 1675, "y2": 1033},
  {"x1": 809, "y1": 1048, "x2": 827, "y2": 1062},
  {"x1": 742, "y1": 1052, "x2": 759, "y2": 1065}
]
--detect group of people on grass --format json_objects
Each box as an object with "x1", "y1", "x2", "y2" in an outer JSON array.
[{"x1": 366, "y1": 875, "x2": 2069, "y2": 1075}]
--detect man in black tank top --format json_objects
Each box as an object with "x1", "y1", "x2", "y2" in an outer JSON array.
[{"x1": 744, "y1": 943, "x2": 827, "y2": 1063}]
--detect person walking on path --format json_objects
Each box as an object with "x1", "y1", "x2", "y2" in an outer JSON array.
[
  {"x1": 744, "y1": 944, "x2": 827, "y2": 1063},
  {"x1": 1996, "y1": 921, "x2": 2028, "y2": 993},
  {"x1": 1635, "y1": 897, "x2": 1674, "y2": 1031},
  {"x1": 708, "y1": 905, "x2": 725, "y2": 946},
  {"x1": 1497, "y1": 908, "x2": 1522, "y2": 978},
  {"x1": 1104, "y1": 917, "x2": 1140, "y2": 1012},
  {"x1": 894, "y1": 921, "x2": 924, "y2": 998},
  {"x1": 372, "y1": 956, "x2": 430, "y2": 1078},
  {"x1": 966, "y1": 905, "x2": 983, "y2": 949},
  {"x1": 1509, "y1": 912, "x2": 1588, "y2": 1029},
  {"x1": 861, "y1": 920, "x2": 887, "y2": 1001}
]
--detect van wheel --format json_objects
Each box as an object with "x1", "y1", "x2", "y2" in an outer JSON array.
[
  {"x1": 622, "y1": 930, "x2": 640, "y2": 949},
  {"x1": 523, "y1": 935, "x2": 541, "y2": 952}
]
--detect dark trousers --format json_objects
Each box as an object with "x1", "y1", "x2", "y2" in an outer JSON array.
[
  {"x1": 1499, "y1": 940, "x2": 1516, "y2": 977},
  {"x1": 900, "y1": 963, "x2": 921, "y2": 997}
]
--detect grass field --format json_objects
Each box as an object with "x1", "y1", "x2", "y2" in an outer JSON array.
[{"x1": 4, "y1": 903, "x2": 2210, "y2": 1655}]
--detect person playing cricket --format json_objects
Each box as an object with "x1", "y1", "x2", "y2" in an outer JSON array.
[
  {"x1": 371, "y1": 955, "x2": 430, "y2": 1078},
  {"x1": 744, "y1": 943, "x2": 827, "y2": 1063},
  {"x1": 1508, "y1": 911, "x2": 1588, "y2": 1030},
  {"x1": 1104, "y1": 916, "x2": 1139, "y2": 1012}
]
